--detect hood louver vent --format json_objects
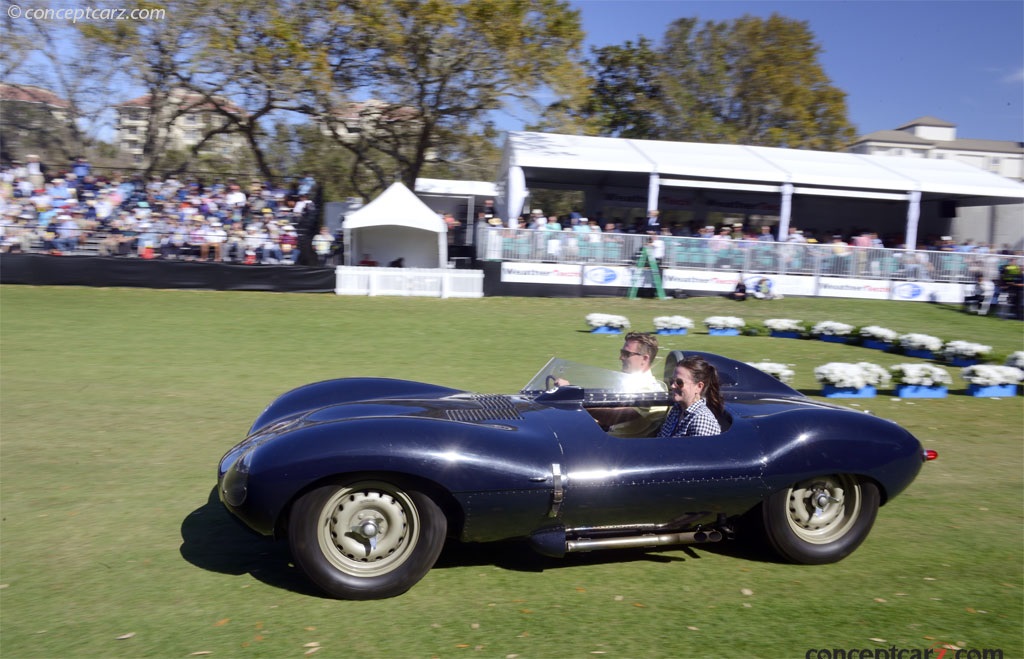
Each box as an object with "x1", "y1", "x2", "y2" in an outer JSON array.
[{"x1": 445, "y1": 395, "x2": 523, "y2": 422}]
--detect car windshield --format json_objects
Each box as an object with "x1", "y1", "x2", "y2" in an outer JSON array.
[{"x1": 521, "y1": 357, "x2": 664, "y2": 395}]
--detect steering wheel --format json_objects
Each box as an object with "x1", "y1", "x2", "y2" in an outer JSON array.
[{"x1": 545, "y1": 375, "x2": 559, "y2": 391}]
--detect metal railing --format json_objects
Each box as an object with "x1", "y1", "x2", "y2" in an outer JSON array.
[{"x1": 475, "y1": 228, "x2": 1019, "y2": 284}]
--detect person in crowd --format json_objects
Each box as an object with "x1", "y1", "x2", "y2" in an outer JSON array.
[
  {"x1": 963, "y1": 272, "x2": 995, "y2": 315},
  {"x1": 279, "y1": 223, "x2": 299, "y2": 264},
  {"x1": 358, "y1": 253, "x2": 378, "y2": 266},
  {"x1": 729, "y1": 274, "x2": 747, "y2": 301},
  {"x1": 644, "y1": 209, "x2": 662, "y2": 234},
  {"x1": 757, "y1": 225, "x2": 775, "y2": 242},
  {"x1": 312, "y1": 226, "x2": 335, "y2": 266},
  {"x1": 53, "y1": 213, "x2": 81, "y2": 253},
  {"x1": 659, "y1": 356, "x2": 723, "y2": 438}
]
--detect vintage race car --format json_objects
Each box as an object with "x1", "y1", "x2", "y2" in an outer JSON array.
[{"x1": 218, "y1": 350, "x2": 935, "y2": 600}]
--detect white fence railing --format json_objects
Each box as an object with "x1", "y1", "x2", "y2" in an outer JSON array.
[
  {"x1": 335, "y1": 266, "x2": 484, "y2": 298},
  {"x1": 475, "y1": 227, "x2": 1021, "y2": 284}
]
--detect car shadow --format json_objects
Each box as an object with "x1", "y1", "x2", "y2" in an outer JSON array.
[
  {"x1": 433, "y1": 539, "x2": 693, "y2": 574},
  {"x1": 179, "y1": 486, "x2": 326, "y2": 598},
  {"x1": 183, "y1": 486, "x2": 710, "y2": 597}
]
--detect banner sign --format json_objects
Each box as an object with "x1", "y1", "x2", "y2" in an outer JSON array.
[
  {"x1": 582, "y1": 265, "x2": 634, "y2": 287},
  {"x1": 817, "y1": 277, "x2": 891, "y2": 300},
  {"x1": 890, "y1": 280, "x2": 962, "y2": 304},
  {"x1": 501, "y1": 262, "x2": 581, "y2": 285}
]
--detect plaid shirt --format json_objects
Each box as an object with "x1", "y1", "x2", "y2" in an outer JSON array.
[{"x1": 658, "y1": 398, "x2": 722, "y2": 437}]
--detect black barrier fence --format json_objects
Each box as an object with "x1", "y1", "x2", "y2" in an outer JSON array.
[{"x1": 0, "y1": 254, "x2": 337, "y2": 293}]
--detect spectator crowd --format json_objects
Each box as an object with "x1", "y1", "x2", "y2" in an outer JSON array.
[{"x1": 0, "y1": 157, "x2": 339, "y2": 267}]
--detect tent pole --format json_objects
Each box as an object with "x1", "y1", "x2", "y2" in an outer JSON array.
[{"x1": 905, "y1": 190, "x2": 921, "y2": 251}]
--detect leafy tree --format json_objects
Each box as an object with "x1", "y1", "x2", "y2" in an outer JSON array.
[
  {"x1": 319, "y1": 0, "x2": 585, "y2": 197},
  {"x1": 583, "y1": 37, "x2": 663, "y2": 138},
  {"x1": 575, "y1": 13, "x2": 855, "y2": 149}
]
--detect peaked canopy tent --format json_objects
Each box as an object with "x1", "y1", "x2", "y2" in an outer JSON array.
[
  {"x1": 497, "y1": 132, "x2": 1024, "y2": 250},
  {"x1": 343, "y1": 182, "x2": 448, "y2": 268}
]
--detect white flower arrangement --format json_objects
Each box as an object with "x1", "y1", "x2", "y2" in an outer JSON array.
[
  {"x1": 1006, "y1": 351, "x2": 1024, "y2": 369},
  {"x1": 703, "y1": 316, "x2": 746, "y2": 330},
  {"x1": 764, "y1": 318, "x2": 805, "y2": 332},
  {"x1": 653, "y1": 315, "x2": 694, "y2": 330},
  {"x1": 586, "y1": 313, "x2": 630, "y2": 329},
  {"x1": 814, "y1": 362, "x2": 892, "y2": 388},
  {"x1": 899, "y1": 333, "x2": 943, "y2": 352},
  {"x1": 746, "y1": 361, "x2": 795, "y2": 384},
  {"x1": 960, "y1": 365, "x2": 1024, "y2": 386},
  {"x1": 811, "y1": 321, "x2": 855, "y2": 336},
  {"x1": 889, "y1": 363, "x2": 953, "y2": 386},
  {"x1": 940, "y1": 340, "x2": 992, "y2": 360},
  {"x1": 859, "y1": 325, "x2": 899, "y2": 342}
]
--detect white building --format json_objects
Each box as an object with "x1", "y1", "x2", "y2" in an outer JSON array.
[
  {"x1": 114, "y1": 88, "x2": 247, "y2": 165},
  {"x1": 845, "y1": 117, "x2": 1023, "y2": 249}
]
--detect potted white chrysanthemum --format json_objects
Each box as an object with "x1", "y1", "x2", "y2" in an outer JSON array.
[
  {"x1": 652, "y1": 315, "x2": 694, "y2": 335},
  {"x1": 703, "y1": 316, "x2": 745, "y2": 336},
  {"x1": 898, "y1": 333, "x2": 943, "y2": 360},
  {"x1": 586, "y1": 313, "x2": 630, "y2": 334},
  {"x1": 811, "y1": 321, "x2": 855, "y2": 344},
  {"x1": 746, "y1": 361, "x2": 795, "y2": 384},
  {"x1": 1006, "y1": 351, "x2": 1024, "y2": 370},
  {"x1": 813, "y1": 361, "x2": 890, "y2": 398},
  {"x1": 859, "y1": 325, "x2": 899, "y2": 351},
  {"x1": 960, "y1": 365, "x2": 1023, "y2": 397},
  {"x1": 764, "y1": 318, "x2": 805, "y2": 339},
  {"x1": 939, "y1": 340, "x2": 992, "y2": 367},
  {"x1": 890, "y1": 363, "x2": 953, "y2": 398}
]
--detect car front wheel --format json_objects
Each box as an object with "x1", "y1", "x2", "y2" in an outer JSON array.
[
  {"x1": 761, "y1": 474, "x2": 879, "y2": 564},
  {"x1": 288, "y1": 479, "x2": 447, "y2": 599}
]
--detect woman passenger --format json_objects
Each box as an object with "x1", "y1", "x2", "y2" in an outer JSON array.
[{"x1": 658, "y1": 357, "x2": 724, "y2": 437}]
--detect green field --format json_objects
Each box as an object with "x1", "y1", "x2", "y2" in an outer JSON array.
[{"x1": 1, "y1": 286, "x2": 1021, "y2": 658}]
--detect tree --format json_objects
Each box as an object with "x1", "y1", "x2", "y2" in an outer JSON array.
[
  {"x1": 319, "y1": 0, "x2": 585, "y2": 197},
  {"x1": 583, "y1": 37, "x2": 663, "y2": 138},
  {"x1": 575, "y1": 13, "x2": 855, "y2": 149}
]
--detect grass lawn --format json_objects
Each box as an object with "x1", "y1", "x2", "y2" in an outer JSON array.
[{"x1": 1, "y1": 286, "x2": 1021, "y2": 658}]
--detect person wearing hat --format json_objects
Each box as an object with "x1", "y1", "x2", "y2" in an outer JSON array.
[
  {"x1": 279, "y1": 223, "x2": 299, "y2": 264},
  {"x1": 200, "y1": 219, "x2": 227, "y2": 261},
  {"x1": 53, "y1": 213, "x2": 81, "y2": 254}
]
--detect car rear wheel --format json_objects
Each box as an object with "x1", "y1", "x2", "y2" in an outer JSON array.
[
  {"x1": 288, "y1": 479, "x2": 446, "y2": 599},
  {"x1": 761, "y1": 474, "x2": 879, "y2": 564}
]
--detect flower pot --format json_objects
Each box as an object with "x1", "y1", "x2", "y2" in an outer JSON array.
[
  {"x1": 818, "y1": 335, "x2": 850, "y2": 344},
  {"x1": 770, "y1": 330, "x2": 801, "y2": 339},
  {"x1": 967, "y1": 383, "x2": 1018, "y2": 397},
  {"x1": 656, "y1": 328, "x2": 688, "y2": 335},
  {"x1": 894, "y1": 384, "x2": 948, "y2": 398},
  {"x1": 590, "y1": 326, "x2": 623, "y2": 334},
  {"x1": 948, "y1": 357, "x2": 980, "y2": 367},
  {"x1": 862, "y1": 339, "x2": 893, "y2": 351},
  {"x1": 821, "y1": 384, "x2": 876, "y2": 398},
  {"x1": 708, "y1": 328, "x2": 740, "y2": 336},
  {"x1": 903, "y1": 349, "x2": 935, "y2": 360}
]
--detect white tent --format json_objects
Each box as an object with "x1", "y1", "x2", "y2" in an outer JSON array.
[
  {"x1": 498, "y1": 131, "x2": 1024, "y2": 249},
  {"x1": 343, "y1": 182, "x2": 448, "y2": 268}
]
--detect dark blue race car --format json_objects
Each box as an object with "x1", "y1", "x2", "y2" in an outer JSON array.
[{"x1": 218, "y1": 350, "x2": 935, "y2": 599}]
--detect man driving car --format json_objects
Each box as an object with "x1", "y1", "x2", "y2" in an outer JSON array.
[{"x1": 571, "y1": 332, "x2": 668, "y2": 437}]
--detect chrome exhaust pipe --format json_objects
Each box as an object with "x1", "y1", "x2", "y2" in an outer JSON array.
[{"x1": 566, "y1": 529, "x2": 722, "y2": 553}]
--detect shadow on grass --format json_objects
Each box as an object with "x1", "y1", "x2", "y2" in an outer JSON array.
[
  {"x1": 179, "y1": 486, "x2": 326, "y2": 598},
  {"x1": 181, "y1": 486, "x2": 758, "y2": 597}
]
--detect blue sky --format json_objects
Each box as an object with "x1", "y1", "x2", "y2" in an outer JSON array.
[{"x1": 525, "y1": 0, "x2": 1024, "y2": 142}]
